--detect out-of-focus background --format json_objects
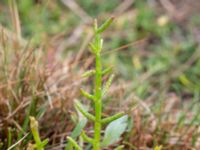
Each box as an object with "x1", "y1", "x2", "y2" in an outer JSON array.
[{"x1": 0, "y1": 0, "x2": 200, "y2": 149}]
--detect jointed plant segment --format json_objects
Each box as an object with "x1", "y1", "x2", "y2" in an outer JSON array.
[
  {"x1": 67, "y1": 18, "x2": 125, "y2": 150},
  {"x1": 29, "y1": 117, "x2": 49, "y2": 150}
]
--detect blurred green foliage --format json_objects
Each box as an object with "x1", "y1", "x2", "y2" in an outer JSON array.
[{"x1": 0, "y1": 0, "x2": 199, "y2": 108}]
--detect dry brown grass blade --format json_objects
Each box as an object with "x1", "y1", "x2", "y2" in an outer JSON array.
[
  {"x1": 0, "y1": 25, "x2": 26, "y2": 46},
  {"x1": 7, "y1": 133, "x2": 29, "y2": 150},
  {"x1": 9, "y1": 0, "x2": 21, "y2": 42},
  {"x1": 56, "y1": 24, "x2": 84, "y2": 53},
  {"x1": 61, "y1": 0, "x2": 92, "y2": 23},
  {"x1": 113, "y1": 0, "x2": 135, "y2": 15},
  {"x1": 74, "y1": 29, "x2": 93, "y2": 66}
]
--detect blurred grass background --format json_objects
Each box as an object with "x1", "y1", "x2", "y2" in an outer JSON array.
[{"x1": 0, "y1": 0, "x2": 200, "y2": 149}]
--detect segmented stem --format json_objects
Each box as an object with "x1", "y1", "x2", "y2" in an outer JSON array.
[
  {"x1": 73, "y1": 18, "x2": 124, "y2": 150},
  {"x1": 94, "y1": 53, "x2": 102, "y2": 150}
]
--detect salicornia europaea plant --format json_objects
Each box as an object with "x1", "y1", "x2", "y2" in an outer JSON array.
[
  {"x1": 29, "y1": 116, "x2": 49, "y2": 150},
  {"x1": 67, "y1": 17, "x2": 126, "y2": 150}
]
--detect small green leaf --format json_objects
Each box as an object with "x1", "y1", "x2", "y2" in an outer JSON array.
[
  {"x1": 71, "y1": 119, "x2": 87, "y2": 139},
  {"x1": 102, "y1": 74, "x2": 114, "y2": 97},
  {"x1": 97, "y1": 17, "x2": 114, "y2": 34},
  {"x1": 102, "y1": 115, "x2": 128, "y2": 147},
  {"x1": 81, "y1": 131, "x2": 93, "y2": 144},
  {"x1": 82, "y1": 70, "x2": 95, "y2": 78},
  {"x1": 74, "y1": 100, "x2": 95, "y2": 121},
  {"x1": 101, "y1": 112, "x2": 124, "y2": 124},
  {"x1": 89, "y1": 43, "x2": 97, "y2": 53},
  {"x1": 67, "y1": 136, "x2": 82, "y2": 150},
  {"x1": 37, "y1": 139, "x2": 49, "y2": 148},
  {"x1": 65, "y1": 119, "x2": 87, "y2": 150},
  {"x1": 102, "y1": 67, "x2": 112, "y2": 76},
  {"x1": 114, "y1": 145, "x2": 124, "y2": 150},
  {"x1": 80, "y1": 89, "x2": 94, "y2": 101}
]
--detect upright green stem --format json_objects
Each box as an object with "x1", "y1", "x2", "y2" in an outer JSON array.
[
  {"x1": 94, "y1": 53, "x2": 102, "y2": 150},
  {"x1": 73, "y1": 18, "x2": 122, "y2": 150},
  {"x1": 29, "y1": 116, "x2": 48, "y2": 150}
]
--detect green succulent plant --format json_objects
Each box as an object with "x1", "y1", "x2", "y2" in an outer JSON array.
[{"x1": 66, "y1": 17, "x2": 128, "y2": 150}]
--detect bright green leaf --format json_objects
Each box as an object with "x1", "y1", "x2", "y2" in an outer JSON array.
[{"x1": 102, "y1": 115, "x2": 128, "y2": 147}]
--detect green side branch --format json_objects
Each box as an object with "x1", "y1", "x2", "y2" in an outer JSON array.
[{"x1": 67, "y1": 137, "x2": 82, "y2": 150}]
